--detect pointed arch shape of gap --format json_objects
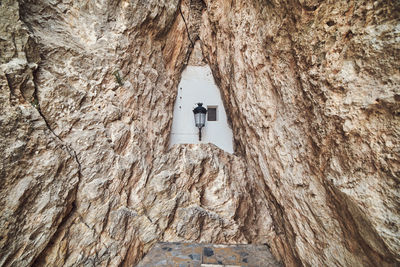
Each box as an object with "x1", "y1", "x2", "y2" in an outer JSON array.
[{"x1": 169, "y1": 64, "x2": 234, "y2": 154}]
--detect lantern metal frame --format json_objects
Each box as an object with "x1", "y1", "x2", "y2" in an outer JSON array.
[{"x1": 192, "y1": 103, "x2": 207, "y2": 141}]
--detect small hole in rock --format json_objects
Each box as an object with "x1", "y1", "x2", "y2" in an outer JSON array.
[
  {"x1": 304, "y1": 5, "x2": 318, "y2": 11},
  {"x1": 344, "y1": 30, "x2": 354, "y2": 39},
  {"x1": 326, "y1": 20, "x2": 335, "y2": 26}
]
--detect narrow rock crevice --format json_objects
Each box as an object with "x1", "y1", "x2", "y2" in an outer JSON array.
[
  {"x1": 29, "y1": 67, "x2": 83, "y2": 264},
  {"x1": 32, "y1": 68, "x2": 82, "y2": 182},
  {"x1": 179, "y1": 6, "x2": 194, "y2": 47}
]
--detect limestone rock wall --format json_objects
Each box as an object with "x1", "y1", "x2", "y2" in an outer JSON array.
[
  {"x1": 200, "y1": 0, "x2": 399, "y2": 265},
  {"x1": 0, "y1": 0, "x2": 398, "y2": 266},
  {"x1": 1, "y1": 0, "x2": 269, "y2": 266},
  {"x1": 0, "y1": 1, "x2": 80, "y2": 265}
]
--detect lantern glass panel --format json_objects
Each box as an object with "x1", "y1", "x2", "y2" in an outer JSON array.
[
  {"x1": 200, "y1": 113, "x2": 206, "y2": 126},
  {"x1": 194, "y1": 113, "x2": 206, "y2": 128},
  {"x1": 194, "y1": 113, "x2": 201, "y2": 127}
]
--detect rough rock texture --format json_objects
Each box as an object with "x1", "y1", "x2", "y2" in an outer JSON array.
[
  {"x1": 0, "y1": 0, "x2": 399, "y2": 267},
  {"x1": 200, "y1": 0, "x2": 400, "y2": 265},
  {"x1": 2, "y1": 1, "x2": 269, "y2": 266},
  {"x1": 0, "y1": 1, "x2": 79, "y2": 265}
]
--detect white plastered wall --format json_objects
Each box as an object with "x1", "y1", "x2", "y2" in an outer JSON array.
[{"x1": 169, "y1": 65, "x2": 234, "y2": 153}]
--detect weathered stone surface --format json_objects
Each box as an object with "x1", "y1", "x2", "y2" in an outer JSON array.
[
  {"x1": 200, "y1": 0, "x2": 399, "y2": 265},
  {"x1": 0, "y1": 0, "x2": 399, "y2": 266},
  {"x1": 0, "y1": 1, "x2": 79, "y2": 266},
  {"x1": 2, "y1": 1, "x2": 267, "y2": 266}
]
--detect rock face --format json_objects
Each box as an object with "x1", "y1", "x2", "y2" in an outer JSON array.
[
  {"x1": 0, "y1": 0, "x2": 398, "y2": 266},
  {"x1": 0, "y1": 1, "x2": 80, "y2": 266},
  {"x1": 200, "y1": 0, "x2": 400, "y2": 266}
]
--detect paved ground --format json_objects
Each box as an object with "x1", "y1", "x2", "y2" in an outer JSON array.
[{"x1": 136, "y1": 242, "x2": 282, "y2": 267}]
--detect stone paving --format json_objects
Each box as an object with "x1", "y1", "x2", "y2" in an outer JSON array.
[{"x1": 136, "y1": 242, "x2": 282, "y2": 267}]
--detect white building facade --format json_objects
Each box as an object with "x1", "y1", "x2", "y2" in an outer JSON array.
[{"x1": 169, "y1": 65, "x2": 234, "y2": 153}]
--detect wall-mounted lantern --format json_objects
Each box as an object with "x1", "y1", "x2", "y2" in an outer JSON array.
[{"x1": 193, "y1": 103, "x2": 207, "y2": 141}]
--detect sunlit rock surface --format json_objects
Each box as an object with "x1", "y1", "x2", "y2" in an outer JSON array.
[{"x1": 0, "y1": 0, "x2": 398, "y2": 266}]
